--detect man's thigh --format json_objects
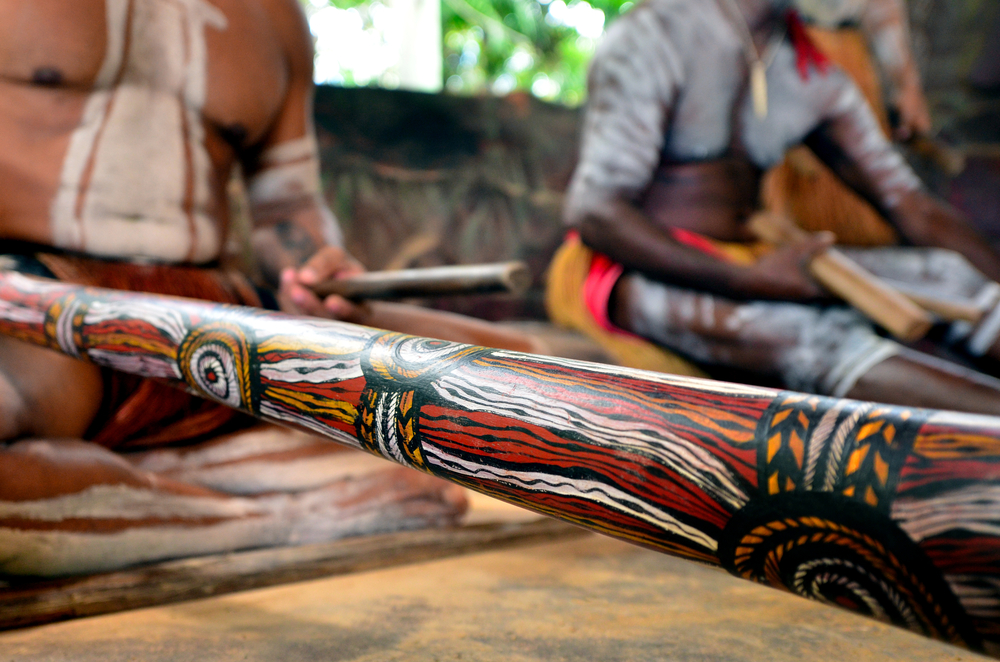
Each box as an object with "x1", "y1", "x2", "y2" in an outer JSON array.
[
  {"x1": 0, "y1": 335, "x2": 103, "y2": 440},
  {"x1": 616, "y1": 273, "x2": 898, "y2": 396},
  {"x1": 0, "y1": 430, "x2": 469, "y2": 576}
]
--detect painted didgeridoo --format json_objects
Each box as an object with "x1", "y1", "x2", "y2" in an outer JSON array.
[{"x1": 0, "y1": 271, "x2": 999, "y2": 655}]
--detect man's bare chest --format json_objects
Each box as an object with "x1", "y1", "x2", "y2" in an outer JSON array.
[{"x1": 0, "y1": 0, "x2": 288, "y2": 144}]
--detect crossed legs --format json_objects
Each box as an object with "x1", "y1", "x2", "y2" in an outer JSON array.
[
  {"x1": 611, "y1": 273, "x2": 1000, "y2": 415},
  {"x1": 0, "y1": 337, "x2": 466, "y2": 577}
]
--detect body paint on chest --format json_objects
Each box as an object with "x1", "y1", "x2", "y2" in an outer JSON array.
[{"x1": 51, "y1": 0, "x2": 228, "y2": 264}]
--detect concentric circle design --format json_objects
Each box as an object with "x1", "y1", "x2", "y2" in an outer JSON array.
[
  {"x1": 178, "y1": 322, "x2": 254, "y2": 412},
  {"x1": 363, "y1": 333, "x2": 492, "y2": 388},
  {"x1": 357, "y1": 333, "x2": 494, "y2": 471},
  {"x1": 719, "y1": 493, "x2": 978, "y2": 648}
]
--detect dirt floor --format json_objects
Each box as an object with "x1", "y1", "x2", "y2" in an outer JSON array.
[{"x1": 0, "y1": 532, "x2": 990, "y2": 662}]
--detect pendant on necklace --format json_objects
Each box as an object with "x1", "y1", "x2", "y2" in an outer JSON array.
[{"x1": 751, "y1": 60, "x2": 768, "y2": 119}]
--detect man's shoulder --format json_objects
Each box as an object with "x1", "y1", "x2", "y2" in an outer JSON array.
[
  {"x1": 611, "y1": 0, "x2": 721, "y2": 30},
  {"x1": 599, "y1": 0, "x2": 724, "y2": 61}
]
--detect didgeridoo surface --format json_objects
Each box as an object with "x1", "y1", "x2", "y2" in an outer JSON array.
[{"x1": 0, "y1": 272, "x2": 998, "y2": 655}]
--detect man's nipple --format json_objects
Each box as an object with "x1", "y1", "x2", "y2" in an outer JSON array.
[{"x1": 31, "y1": 67, "x2": 64, "y2": 87}]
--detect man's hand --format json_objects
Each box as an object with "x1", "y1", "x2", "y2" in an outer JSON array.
[
  {"x1": 277, "y1": 245, "x2": 368, "y2": 321},
  {"x1": 893, "y1": 81, "x2": 932, "y2": 142},
  {"x1": 736, "y1": 232, "x2": 835, "y2": 301}
]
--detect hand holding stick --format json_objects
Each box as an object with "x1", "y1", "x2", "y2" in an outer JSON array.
[
  {"x1": 908, "y1": 135, "x2": 967, "y2": 178},
  {"x1": 748, "y1": 212, "x2": 934, "y2": 343}
]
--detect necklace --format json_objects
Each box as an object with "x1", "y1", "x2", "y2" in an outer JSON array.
[{"x1": 716, "y1": 0, "x2": 787, "y2": 119}]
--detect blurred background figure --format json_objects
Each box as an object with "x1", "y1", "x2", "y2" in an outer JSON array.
[
  {"x1": 970, "y1": 11, "x2": 1000, "y2": 95},
  {"x1": 547, "y1": 0, "x2": 1000, "y2": 415},
  {"x1": 763, "y1": 0, "x2": 935, "y2": 247}
]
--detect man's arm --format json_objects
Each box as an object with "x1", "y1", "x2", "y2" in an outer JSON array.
[
  {"x1": 808, "y1": 81, "x2": 1000, "y2": 282},
  {"x1": 570, "y1": 188, "x2": 831, "y2": 301},
  {"x1": 244, "y1": 0, "x2": 363, "y2": 319},
  {"x1": 858, "y1": 0, "x2": 931, "y2": 139}
]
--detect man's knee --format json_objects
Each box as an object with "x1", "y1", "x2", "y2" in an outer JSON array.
[
  {"x1": 845, "y1": 246, "x2": 991, "y2": 292},
  {"x1": 0, "y1": 439, "x2": 154, "y2": 501},
  {"x1": 0, "y1": 337, "x2": 103, "y2": 440},
  {"x1": 0, "y1": 371, "x2": 27, "y2": 440},
  {"x1": 774, "y1": 306, "x2": 900, "y2": 397}
]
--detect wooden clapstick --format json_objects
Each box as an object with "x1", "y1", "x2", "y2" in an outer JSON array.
[
  {"x1": 311, "y1": 261, "x2": 532, "y2": 301},
  {"x1": 909, "y1": 136, "x2": 967, "y2": 178},
  {"x1": 889, "y1": 287, "x2": 985, "y2": 325},
  {"x1": 748, "y1": 212, "x2": 934, "y2": 343}
]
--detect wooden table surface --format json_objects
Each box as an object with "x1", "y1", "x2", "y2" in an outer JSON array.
[{"x1": 0, "y1": 532, "x2": 990, "y2": 662}]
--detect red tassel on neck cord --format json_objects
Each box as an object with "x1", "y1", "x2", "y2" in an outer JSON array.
[{"x1": 786, "y1": 9, "x2": 830, "y2": 80}]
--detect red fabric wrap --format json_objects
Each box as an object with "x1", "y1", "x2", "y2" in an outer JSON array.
[
  {"x1": 576, "y1": 228, "x2": 729, "y2": 336},
  {"x1": 787, "y1": 9, "x2": 831, "y2": 81}
]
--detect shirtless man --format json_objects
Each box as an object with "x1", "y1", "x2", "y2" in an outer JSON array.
[
  {"x1": 559, "y1": 0, "x2": 1000, "y2": 414},
  {"x1": 0, "y1": 0, "x2": 482, "y2": 576}
]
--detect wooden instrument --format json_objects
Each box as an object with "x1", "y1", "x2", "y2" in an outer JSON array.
[
  {"x1": 887, "y1": 109, "x2": 967, "y2": 178},
  {"x1": 311, "y1": 261, "x2": 532, "y2": 300},
  {"x1": 748, "y1": 211, "x2": 934, "y2": 342},
  {"x1": 890, "y1": 285, "x2": 986, "y2": 325},
  {"x1": 909, "y1": 135, "x2": 967, "y2": 178},
  {"x1": 0, "y1": 272, "x2": 998, "y2": 654}
]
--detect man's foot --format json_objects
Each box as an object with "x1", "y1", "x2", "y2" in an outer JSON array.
[{"x1": 0, "y1": 433, "x2": 467, "y2": 576}]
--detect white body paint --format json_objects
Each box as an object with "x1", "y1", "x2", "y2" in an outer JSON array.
[
  {"x1": 51, "y1": 0, "x2": 228, "y2": 264},
  {"x1": 794, "y1": 0, "x2": 867, "y2": 29},
  {"x1": 247, "y1": 135, "x2": 346, "y2": 248},
  {"x1": 0, "y1": 430, "x2": 465, "y2": 576},
  {"x1": 247, "y1": 136, "x2": 322, "y2": 207},
  {"x1": 622, "y1": 247, "x2": 1000, "y2": 396},
  {"x1": 132, "y1": 428, "x2": 394, "y2": 494}
]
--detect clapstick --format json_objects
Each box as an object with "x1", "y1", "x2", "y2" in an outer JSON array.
[
  {"x1": 311, "y1": 261, "x2": 532, "y2": 300},
  {"x1": 748, "y1": 212, "x2": 934, "y2": 343}
]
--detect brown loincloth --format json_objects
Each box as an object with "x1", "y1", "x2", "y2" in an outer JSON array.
[{"x1": 12, "y1": 252, "x2": 266, "y2": 450}]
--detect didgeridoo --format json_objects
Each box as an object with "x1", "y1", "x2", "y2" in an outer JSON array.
[
  {"x1": 748, "y1": 212, "x2": 934, "y2": 342},
  {"x1": 0, "y1": 272, "x2": 999, "y2": 654},
  {"x1": 311, "y1": 261, "x2": 531, "y2": 300}
]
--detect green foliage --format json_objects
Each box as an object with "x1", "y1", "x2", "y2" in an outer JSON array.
[
  {"x1": 301, "y1": 0, "x2": 634, "y2": 105},
  {"x1": 441, "y1": 0, "x2": 632, "y2": 105}
]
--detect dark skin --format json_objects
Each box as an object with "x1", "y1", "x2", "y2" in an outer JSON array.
[
  {"x1": 590, "y1": 181, "x2": 1000, "y2": 414},
  {"x1": 806, "y1": 124, "x2": 1000, "y2": 284},
  {"x1": 573, "y1": 186, "x2": 836, "y2": 302},
  {"x1": 569, "y1": 0, "x2": 1000, "y2": 415}
]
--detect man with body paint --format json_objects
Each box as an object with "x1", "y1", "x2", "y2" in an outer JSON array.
[
  {"x1": 550, "y1": 0, "x2": 1000, "y2": 414},
  {"x1": 794, "y1": 0, "x2": 930, "y2": 141},
  {"x1": 0, "y1": 0, "x2": 484, "y2": 575},
  {"x1": 763, "y1": 0, "x2": 935, "y2": 246}
]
